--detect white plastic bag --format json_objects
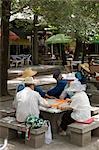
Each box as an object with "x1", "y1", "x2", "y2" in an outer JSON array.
[
  {"x1": 45, "y1": 121, "x2": 52, "y2": 144},
  {"x1": 0, "y1": 139, "x2": 8, "y2": 150}
]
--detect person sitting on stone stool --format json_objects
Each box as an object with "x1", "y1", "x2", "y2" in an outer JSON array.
[
  {"x1": 16, "y1": 68, "x2": 55, "y2": 99},
  {"x1": 59, "y1": 80, "x2": 91, "y2": 136},
  {"x1": 13, "y1": 77, "x2": 51, "y2": 122}
]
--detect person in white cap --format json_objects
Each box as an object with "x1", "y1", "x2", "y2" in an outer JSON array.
[
  {"x1": 13, "y1": 77, "x2": 51, "y2": 123},
  {"x1": 16, "y1": 68, "x2": 55, "y2": 99},
  {"x1": 59, "y1": 80, "x2": 91, "y2": 136}
]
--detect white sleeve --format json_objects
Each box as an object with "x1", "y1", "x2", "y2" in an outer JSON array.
[
  {"x1": 70, "y1": 96, "x2": 79, "y2": 110},
  {"x1": 37, "y1": 94, "x2": 49, "y2": 107},
  {"x1": 59, "y1": 84, "x2": 68, "y2": 99},
  {"x1": 60, "y1": 89, "x2": 67, "y2": 99}
]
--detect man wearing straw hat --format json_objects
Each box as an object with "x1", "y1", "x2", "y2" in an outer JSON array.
[
  {"x1": 16, "y1": 68, "x2": 37, "y2": 92},
  {"x1": 79, "y1": 56, "x2": 97, "y2": 76},
  {"x1": 17, "y1": 68, "x2": 55, "y2": 98},
  {"x1": 59, "y1": 80, "x2": 91, "y2": 136},
  {"x1": 13, "y1": 77, "x2": 51, "y2": 123}
]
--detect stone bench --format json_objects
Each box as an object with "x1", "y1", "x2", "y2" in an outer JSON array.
[
  {"x1": 0, "y1": 108, "x2": 15, "y2": 119},
  {"x1": 91, "y1": 106, "x2": 99, "y2": 116},
  {"x1": 0, "y1": 116, "x2": 48, "y2": 148},
  {"x1": 68, "y1": 114, "x2": 99, "y2": 146}
]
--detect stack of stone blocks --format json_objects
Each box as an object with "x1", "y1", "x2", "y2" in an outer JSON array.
[{"x1": 0, "y1": 115, "x2": 47, "y2": 148}]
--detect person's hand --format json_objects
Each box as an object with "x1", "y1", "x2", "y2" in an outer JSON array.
[
  {"x1": 65, "y1": 98, "x2": 72, "y2": 103},
  {"x1": 45, "y1": 94, "x2": 56, "y2": 99},
  {"x1": 58, "y1": 106, "x2": 68, "y2": 110},
  {"x1": 59, "y1": 106, "x2": 72, "y2": 110},
  {"x1": 47, "y1": 104, "x2": 52, "y2": 108},
  {"x1": 48, "y1": 96, "x2": 56, "y2": 99}
]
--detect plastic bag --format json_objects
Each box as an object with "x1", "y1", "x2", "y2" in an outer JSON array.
[
  {"x1": 0, "y1": 139, "x2": 7, "y2": 150},
  {"x1": 45, "y1": 121, "x2": 52, "y2": 144}
]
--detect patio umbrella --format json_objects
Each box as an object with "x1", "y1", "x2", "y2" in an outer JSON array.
[
  {"x1": 45, "y1": 34, "x2": 72, "y2": 44},
  {"x1": 45, "y1": 34, "x2": 73, "y2": 56},
  {"x1": 0, "y1": 29, "x2": 20, "y2": 40}
]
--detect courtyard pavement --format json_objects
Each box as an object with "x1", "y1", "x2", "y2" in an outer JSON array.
[
  {"x1": 3, "y1": 135, "x2": 99, "y2": 150},
  {"x1": 1, "y1": 65, "x2": 99, "y2": 150}
]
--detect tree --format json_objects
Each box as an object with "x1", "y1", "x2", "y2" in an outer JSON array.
[
  {"x1": 40, "y1": 0, "x2": 99, "y2": 61},
  {"x1": 11, "y1": 0, "x2": 45, "y2": 65},
  {"x1": 56, "y1": 0, "x2": 99, "y2": 61},
  {"x1": 10, "y1": 0, "x2": 71, "y2": 64},
  {"x1": 10, "y1": 0, "x2": 99, "y2": 62},
  {"x1": 0, "y1": 0, "x2": 11, "y2": 97}
]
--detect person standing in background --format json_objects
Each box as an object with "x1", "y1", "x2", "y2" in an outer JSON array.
[{"x1": 61, "y1": 47, "x2": 71, "y2": 73}]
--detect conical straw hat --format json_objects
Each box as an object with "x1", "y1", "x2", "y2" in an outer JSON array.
[
  {"x1": 21, "y1": 68, "x2": 37, "y2": 78},
  {"x1": 80, "y1": 63, "x2": 90, "y2": 73}
]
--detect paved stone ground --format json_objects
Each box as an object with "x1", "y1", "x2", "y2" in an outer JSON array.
[
  {"x1": 1, "y1": 135, "x2": 99, "y2": 150},
  {"x1": 8, "y1": 65, "x2": 63, "y2": 80},
  {"x1": 1, "y1": 65, "x2": 99, "y2": 149}
]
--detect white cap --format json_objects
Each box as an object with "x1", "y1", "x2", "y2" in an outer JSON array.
[
  {"x1": 24, "y1": 77, "x2": 36, "y2": 85},
  {"x1": 66, "y1": 80, "x2": 86, "y2": 92}
]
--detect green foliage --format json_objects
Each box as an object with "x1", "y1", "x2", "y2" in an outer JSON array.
[
  {"x1": 11, "y1": 0, "x2": 31, "y2": 13},
  {"x1": 57, "y1": 0, "x2": 99, "y2": 42},
  {"x1": 40, "y1": 0, "x2": 71, "y2": 28},
  {"x1": 10, "y1": 0, "x2": 99, "y2": 42}
]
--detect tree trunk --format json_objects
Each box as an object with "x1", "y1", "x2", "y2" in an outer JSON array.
[
  {"x1": 82, "y1": 42, "x2": 86, "y2": 63},
  {"x1": 74, "y1": 37, "x2": 82, "y2": 61},
  {"x1": 0, "y1": 0, "x2": 11, "y2": 97},
  {"x1": 32, "y1": 14, "x2": 38, "y2": 65}
]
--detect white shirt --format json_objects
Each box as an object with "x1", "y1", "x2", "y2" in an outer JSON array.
[
  {"x1": 70, "y1": 91, "x2": 91, "y2": 122},
  {"x1": 59, "y1": 84, "x2": 69, "y2": 99},
  {"x1": 13, "y1": 87, "x2": 49, "y2": 122}
]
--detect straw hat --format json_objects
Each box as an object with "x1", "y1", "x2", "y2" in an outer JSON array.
[
  {"x1": 24, "y1": 77, "x2": 36, "y2": 85},
  {"x1": 80, "y1": 63, "x2": 90, "y2": 73},
  {"x1": 21, "y1": 68, "x2": 37, "y2": 78},
  {"x1": 66, "y1": 80, "x2": 86, "y2": 92}
]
